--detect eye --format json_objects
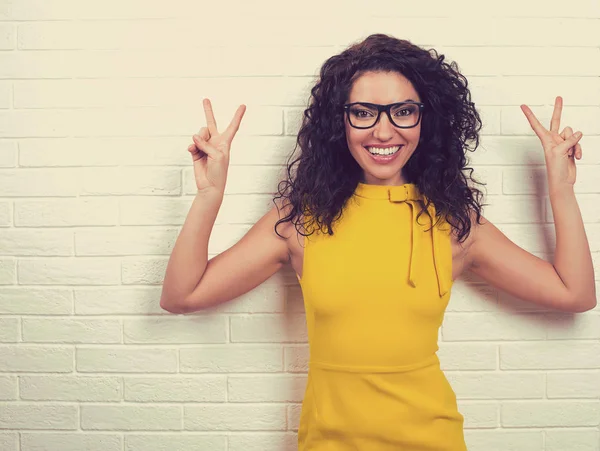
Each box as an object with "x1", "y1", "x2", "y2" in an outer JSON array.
[
  {"x1": 351, "y1": 108, "x2": 375, "y2": 118},
  {"x1": 394, "y1": 106, "x2": 417, "y2": 117}
]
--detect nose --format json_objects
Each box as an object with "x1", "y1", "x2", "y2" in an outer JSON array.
[{"x1": 372, "y1": 112, "x2": 396, "y2": 140}]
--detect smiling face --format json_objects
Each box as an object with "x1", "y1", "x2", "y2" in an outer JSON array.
[{"x1": 344, "y1": 71, "x2": 422, "y2": 186}]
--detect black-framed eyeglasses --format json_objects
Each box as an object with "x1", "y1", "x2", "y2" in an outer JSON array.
[{"x1": 343, "y1": 101, "x2": 425, "y2": 129}]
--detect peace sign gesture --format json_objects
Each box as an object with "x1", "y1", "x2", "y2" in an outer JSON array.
[
  {"x1": 520, "y1": 96, "x2": 583, "y2": 191},
  {"x1": 188, "y1": 98, "x2": 246, "y2": 194}
]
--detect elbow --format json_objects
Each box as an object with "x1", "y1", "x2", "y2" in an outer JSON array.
[
  {"x1": 159, "y1": 297, "x2": 192, "y2": 314},
  {"x1": 570, "y1": 296, "x2": 597, "y2": 313}
]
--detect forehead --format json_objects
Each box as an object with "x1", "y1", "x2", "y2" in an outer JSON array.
[{"x1": 348, "y1": 71, "x2": 420, "y2": 103}]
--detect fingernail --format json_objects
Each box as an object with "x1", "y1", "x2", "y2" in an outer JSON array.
[{"x1": 575, "y1": 131, "x2": 582, "y2": 137}]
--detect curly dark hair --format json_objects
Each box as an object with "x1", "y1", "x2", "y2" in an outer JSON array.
[{"x1": 273, "y1": 33, "x2": 486, "y2": 244}]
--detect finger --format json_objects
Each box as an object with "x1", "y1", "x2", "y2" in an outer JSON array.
[
  {"x1": 189, "y1": 128, "x2": 211, "y2": 158},
  {"x1": 223, "y1": 104, "x2": 247, "y2": 141},
  {"x1": 193, "y1": 133, "x2": 219, "y2": 158},
  {"x1": 520, "y1": 104, "x2": 549, "y2": 140},
  {"x1": 188, "y1": 143, "x2": 205, "y2": 162},
  {"x1": 559, "y1": 125, "x2": 573, "y2": 139},
  {"x1": 575, "y1": 142, "x2": 583, "y2": 160},
  {"x1": 562, "y1": 126, "x2": 574, "y2": 156},
  {"x1": 198, "y1": 127, "x2": 211, "y2": 141},
  {"x1": 559, "y1": 131, "x2": 583, "y2": 156},
  {"x1": 550, "y1": 96, "x2": 563, "y2": 134},
  {"x1": 203, "y1": 98, "x2": 219, "y2": 136}
]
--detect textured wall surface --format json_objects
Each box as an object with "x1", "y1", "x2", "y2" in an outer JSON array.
[{"x1": 0, "y1": 0, "x2": 599, "y2": 450}]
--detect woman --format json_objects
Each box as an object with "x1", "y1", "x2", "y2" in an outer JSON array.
[{"x1": 160, "y1": 34, "x2": 596, "y2": 450}]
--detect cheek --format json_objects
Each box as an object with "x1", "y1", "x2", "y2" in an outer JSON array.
[{"x1": 345, "y1": 127, "x2": 368, "y2": 146}]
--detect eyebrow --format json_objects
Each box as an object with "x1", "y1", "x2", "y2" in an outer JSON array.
[{"x1": 352, "y1": 99, "x2": 419, "y2": 103}]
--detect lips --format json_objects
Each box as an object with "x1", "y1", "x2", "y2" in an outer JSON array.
[{"x1": 363, "y1": 145, "x2": 404, "y2": 164}]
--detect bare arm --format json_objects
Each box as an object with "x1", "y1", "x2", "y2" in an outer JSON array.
[
  {"x1": 468, "y1": 205, "x2": 595, "y2": 313},
  {"x1": 160, "y1": 97, "x2": 291, "y2": 313},
  {"x1": 159, "y1": 188, "x2": 224, "y2": 312},
  {"x1": 160, "y1": 191, "x2": 291, "y2": 313}
]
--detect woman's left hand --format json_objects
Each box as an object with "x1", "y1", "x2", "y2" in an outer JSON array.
[{"x1": 520, "y1": 96, "x2": 583, "y2": 192}]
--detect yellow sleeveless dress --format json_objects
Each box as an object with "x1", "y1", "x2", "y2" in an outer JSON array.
[{"x1": 296, "y1": 182, "x2": 467, "y2": 450}]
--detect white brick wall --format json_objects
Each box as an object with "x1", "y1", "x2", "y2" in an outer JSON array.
[{"x1": 0, "y1": 1, "x2": 599, "y2": 450}]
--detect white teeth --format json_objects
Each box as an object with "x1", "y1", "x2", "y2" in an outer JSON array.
[{"x1": 366, "y1": 146, "x2": 401, "y2": 156}]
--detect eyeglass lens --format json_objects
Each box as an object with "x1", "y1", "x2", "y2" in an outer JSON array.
[{"x1": 347, "y1": 103, "x2": 420, "y2": 128}]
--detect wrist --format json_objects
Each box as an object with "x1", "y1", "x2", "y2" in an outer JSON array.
[
  {"x1": 196, "y1": 187, "x2": 224, "y2": 201},
  {"x1": 549, "y1": 184, "x2": 575, "y2": 199}
]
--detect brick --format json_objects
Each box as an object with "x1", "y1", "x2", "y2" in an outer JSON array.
[
  {"x1": 458, "y1": 401, "x2": 499, "y2": 428},
  {"x1": 545, "y1": 312, "x2": 600, "y2": 339},
  {"x1": 81, "y1": 405, "x2": 181, "y2": 431},
  {"x1": 180, "y1": 345, "x2": 283, "y2": 373},
  {"x1": 0, "y1": 141, "x2": 17, "y2": 167},
  {"x1": 20, "y1": 376, "x2": 121, "y2": 401},
  {"x1": 504, "y1": 166, "x2": 600, "y2": 195},
  {"x1": 18, "y1": 137, "x2": 188, "y2": 167},
  {"x1": 228, "y1": 433, "x2": 298, "y2": 451},
  {"x1": 15, "y1": 198, "x2": 118, "y2": 226},
  {"x1": 76, "y1": 347, "x2": 177, "y2": 373},
  {"x1": 228, "y1": 375, "x2": 306, "y2": 402},
  {"x1": 284, "y1": 345, "x2": 309, "y2": 372},
  {"x1": 0, "y1": 168, "x2": 77, "y2": 196},
  {"x1": 184, "y1": 404, "x2": 286, "y2": 431},
  {"x1": 0, "y1": 111, "x2": 71, "y2": 137},
  {"x1": 0, "y1": 24, "x2": 14, "y2": 49},
  {"x1": 18, "y1": 258, "x2": 120, "y2": 285},
  {"x1": 125, "y1": 434, "x2": 226, "y2": 451},
  {"x1": 0, "y1": 81, "x2": 10, "y2": 108},
  {"x1": 469, "y1": 165, "x2": 502, "y2": 195},
  {"x1": 436, "y1": 344, "x2": 497, "y2": 371},
  {"x1": 502, "y1": 105, "x2": 600, "y2": 135},
  {"x1": 0, "y1": 432, "x2": 17, "y2": 451},
  {"x1": 230, "y1": 314, "x2": 307, "y2": 343},
  {"x1": 123, "y1": 316, "x2": 227, "y2": 344},
  {"x1": 469, "y1": 76, "x2": 600, "y2": 107},
  {"x1": 124, "y1": 376, "x2": 226, "y2": 402},
  {"x1": 547, "y1": 371, "x2": 600, "y2": 399},
  {"x1": 0, "y1": 287, "x2": 72, "y2": 314},
  {"x1": 0, "y1": 229, "x2": 72, "y2": 256},
  {"x1": 482, "y1": 195, "x2": 545, "y2": 224},
  {"x1": 121, "y1": 257, "x2": 167, "y2": 285},
  {"x1": 501, "y1": 400, "x2": 600, "y2": 427},
  {"x1": 22, "y1": 318, "x2": 121, "y2": 344},
  {"x1": 80, "y1": 167, "x2": 181, "y2": 196},
  {"x1": 0, "y1": 258, "x2": 16, "y2": 284},
  {"x1": 473, "y1": 136, "x2": 600, "y2": 166},
  {"x1": 443, "y1": 312, "x2": 546, "y2": 341},
  {"x1": 445, "y1": 283, "x2": 498, "y2": 312},
  {"x1": 0, "y1": 403, "x2": 77, "y2": 429},
  {"x1": 21, "y1": 433, "x2": 121, "y2": 451},
  {"x1": 464, "y1": 430, "x2": 543, "y2": 451},
  {"x1": 545, "y1": 429, "x2": 600, "y2": 451},
  {"x1": 74, "y1": 287, "x2": 162, "y2": 315},
  {"x1": 0, "y1": 318, "x2": 18, "y2": 342},
  {"x1": 0, "y1": 375, "x2": 17, "y2": 400},
  {"x1": 75, "y1": 228, "x2": 179, "y2": 256},
  {"x1": 445, "y1": 371, "x2": 544, "y2": 399},
  {"x1": 500, "y1": 342, "x2": 600, "y2": 369},
  {"x1": 0, "y1": 345, "x2": 73, "y2": 372}
]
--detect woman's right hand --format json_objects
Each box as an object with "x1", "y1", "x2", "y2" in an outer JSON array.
[{"x1": 188, "y1": 98, "x2": 246, "y2": 194}]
